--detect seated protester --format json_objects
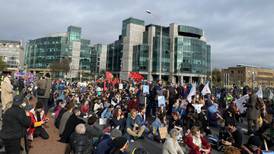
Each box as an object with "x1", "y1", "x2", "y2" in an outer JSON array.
[
  {"x1": 168, "y1": 111, "x2": 183, "y2": 132},
  {"x1": 60, "y1": 107, "x2": 85, "y2": 143},
  {"x1": 70, "y1": 124, "x2": 92, "y2": 154},
  {"x1": 85, "y1": 115, "x2": 104, "y2": 144},
  {"x1": 127, "y1": 96, "x2": 139, "y2": 112},
  {"x1": 109, "y1": 136, "x2": 129, "y2": 154},
  {"x1": 217, "y1": 119, "x2": 231, "y2": 151},
  {"x1": 54, "y1": 100, "x2": 67, "y2": 129},
  {"x1": 126, "y1": 108, "x2": 145, "y2": 141},
  {"x1": 184, "y1": 103, "x2": 197, "y2": 130},
  {"x1": 110, "y1": 107, "x2": 126, "y2": 133},
  {"x1": 93, "y1": 99, "x2": 104, "y2": 115},
  {"x1": 223, "y1": 105, "x2": 236, "y2": 126},
  {"x1": 242, "y1": 135, "x2": 263, "y2": 154},
  {"x1": 151, "y1": 114, "x2": 168, "y2": 142},
  {"x1": 96, "y1": 128, "x2": 122, "y2": 154},
  {"x1": 135, "y1": 106, "x2": 147, "y2": 128},
  {"x1": 80, "y1": 100, "x2": 90, "y2": 116},
  {"x1": 28, "y1": 101, "x2": 49, "y2": 140},
  {"x1": 184, "y1": 126, "x2": 211, "y2": 154},
  {"x1": 221, "y1": 121, "x2": 243, "y2": 149},
  {"x1": 101, "y1": 105, "x2": 114, "y2": 119},
  {"x1": 162, "y1": 128, "x2": 185, "y2": 154},
  {"x1": 54, "y1": 99, "x2": 66, "y2": 119},
  {"x1": 59, "y1": 101, "x2": 75, "y2": 136},
  {"x1": 197, "y1": 107, "x2": 211, "y2": 135}
]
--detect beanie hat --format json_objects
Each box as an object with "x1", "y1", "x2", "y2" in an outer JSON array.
[
  {"x1": 13, "y1": 95, "x2": 24, "y2": 106},
  {"x1": 112, "y1": 136, "x2": 127, "y2": 149},
  {"x1": 110, "y1": 129, "x2": 122, "y2": 139}
]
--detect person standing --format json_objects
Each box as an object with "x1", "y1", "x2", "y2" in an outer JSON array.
[
  {"x1": 246, "y1": 93, "x2": 260, "y2": 134},
  {"x1": 0, "y1": 95, "x2": 31, "y2": 154},
  {"x1": 1, "y1": 72, "x2": 14, "y2": 113},
  {"x1": 36, "y1": 73, "x2": 52, "y2": 115}
]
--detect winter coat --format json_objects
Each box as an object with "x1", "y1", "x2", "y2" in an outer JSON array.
[
  {"x1": 246, "y1": 94, "x2": 260, "y2": 120},
  {"x1": 37, "y1": 78, "x2": 52, "y2": 99},
  {"x1": 0, "y1": 105, "x2": 31, "y2": 139},
  {"x1": 60, "y1": 114, "x2": 85, "y2": 143},
  {"x1": 70, "y1": 133, "x2": 92, "y2": 154},
  {"x1": 0, "y1": 77, "x2": 14, "y2": 111},
  {"x1": 59, "y1": 111, "x2": 72, "y2": 135},
  {"x1": 27, "y1": 109, "x2": 47, "y2": 139},
  {"x1": 54, "y1": 108, "x2": 66, "y2": 129},
  {"x1": 184, "y1": 134, "x2": 211, "y2": 154}
]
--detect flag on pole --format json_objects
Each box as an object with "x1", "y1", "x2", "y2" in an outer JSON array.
[
  {"x1": 256, "y1": 85, "x2": 263, "y2": 99},
  {"x1": 269, "y1": 90, "x2": 273, "y2": 100},
  {"x1": 235, "y1": 94, "x2": 249, "y2": 114},
  {"x1": 187, "y1": 83, "x2": 196, "y2": 103},
  {"x1": 201, "y1": 82, "x2": 211, "y2": 96},
  {"x1": 105, "y1": 71, "x2": 113, "y2": 81}
]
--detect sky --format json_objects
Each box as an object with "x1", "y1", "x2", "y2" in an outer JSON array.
[{"x1": 0, "y1": 0, "x2": 273, "y2": 69}]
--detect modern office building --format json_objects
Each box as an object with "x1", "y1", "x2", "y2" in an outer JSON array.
[
  {"x1": 108, "y1": 17, "x2": 211, "y2": 83},
  {"x1": 90, "y1": 44, "x2": 107, "y2": 77},
  {"x1": 0, "y1": 40, "x2": 24, "y2": 70},
  {"x1": 222, "y1": 65, "x2": 274, "y2": 88},
  {"x1": 25, "y1": 26, "x2": 92, "y2": 79},
  {"x1": 106, "y1": 36, "x2": 123, "y2": 76}
]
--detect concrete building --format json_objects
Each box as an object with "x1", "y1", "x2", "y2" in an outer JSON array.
[
  {"x1": 90, "y1": 44, "x2": 107, "y2": 77},
  {"x1": 108, "y1": 17, "x2": 211, "y2": 83},
  {"x1": 24, "y1": 26, "x2": 92, "y2": 79},
  {"x1": 222, "y1": 65, "x2": 274, "y2": 88},
  {"x1": 0, "y1": 40, "x2": 24, "y2": 70}
]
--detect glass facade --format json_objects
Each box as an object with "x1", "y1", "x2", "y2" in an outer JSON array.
[
  {"x1": 175, "y1": 36, "x2": 210, "y2": 74},
  {"x1": 132, "y1": 45, "x2": 148, "y2": 72},
  {"x1": 107, "y1": 38, "x2": 123, "y2": 73},
  {"x1": 25, "y1": 26, "x2": 92, "y2": 78}
]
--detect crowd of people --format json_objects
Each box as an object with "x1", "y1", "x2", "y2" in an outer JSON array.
[{"x1": 0, "y1": 71, "x2": 274, "y2": 154}]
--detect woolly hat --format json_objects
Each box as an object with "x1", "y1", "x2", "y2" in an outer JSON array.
[
  {"x1": 110, "y1": 129, "x2": 122, "y2": 139},
  {"x1": 13, "y1": 95, "x2": 24, "y2": 106}
]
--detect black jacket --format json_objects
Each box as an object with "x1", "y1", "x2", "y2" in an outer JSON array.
[
  {"x1": 0, "y1": 105, "x2": 31, "y2": 140},
  {"x1": 70, "y1": 133, "x2": 92, "y2": 154},
  {"x1": 60, "y1": 114, "x2": 85, "y2": 143},
  {"x1": 54, "y1": 108, "x2": 66, "y2": 129}
]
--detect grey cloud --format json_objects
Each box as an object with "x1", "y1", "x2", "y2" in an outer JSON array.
[{"x1": 0, "y1": 0, "x2": 273, "y2": 69}]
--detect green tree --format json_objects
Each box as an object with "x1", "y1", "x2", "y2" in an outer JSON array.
[
  {"x1": 0, "y1": 56, "x2": 7, "y2": 71},
  {"x1": 212, "y1": 68, "x2": 222, "y2": 87},
  {"x1": 49, "y1": 57, "x2": 71, "y2": 75}
]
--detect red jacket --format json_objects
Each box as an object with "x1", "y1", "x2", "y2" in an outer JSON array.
[
  {"x1": 184, "y1": 134, "x2": 211, "y2": 154},
  {"x1": 27, "y1": 109, "x2": 47, "y2": 136},
  {"x1": 81, "y1": 104, "x2": 90, "y2": 114}
]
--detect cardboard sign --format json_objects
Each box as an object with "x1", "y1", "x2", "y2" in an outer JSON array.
[
  {"x1": 99, "y1": 118, "x2": 107, "y2": 125},
  {"x1": 192, "y1": 104, "x2": 203, "y2": 113},
  {"x1": 143, "y1": 85, "x2": 149, "y2": 94},
  {"x1": 159, "y1": 127, "x2": 168, "y2": 139},
  {"x1": 119, "y1": 83, "x2": 123, "y2": 90},
  {"x1": 158, "y1": 96, "x2": 166, "y2": 107}
]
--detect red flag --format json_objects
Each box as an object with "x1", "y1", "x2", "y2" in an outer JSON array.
[
  {"x1": 105, "y1": 71, "x2": 113, "y2": 81},
  {"x1": 129, "y1": 72, "x2": 144, "y2": 83}
]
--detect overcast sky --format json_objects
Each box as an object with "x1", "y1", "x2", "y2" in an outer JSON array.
[{"x1": 0, "y1": 0, "x2": 273, "y2": 68}]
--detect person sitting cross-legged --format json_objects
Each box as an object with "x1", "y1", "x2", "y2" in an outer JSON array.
[{"x1": 126, "y1": 108, "x2": 145, "y2": 142}]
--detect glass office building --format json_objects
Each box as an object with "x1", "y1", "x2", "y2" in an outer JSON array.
[
  {"x1": 109, "y1": 18, "x2": 211, "y2": 83},
  {"x1": 25, "y1": 26, "x2": 92, "y2": 79}
]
